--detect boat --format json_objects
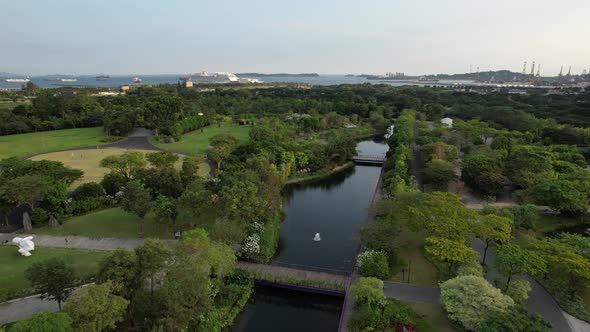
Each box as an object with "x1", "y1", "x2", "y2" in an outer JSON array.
[
  {"x1": 4, "y1": 78, "x2": 30, "y2": 83},
  {"x1": 418, "y1": 77, "x2": 440, "y2": 82},
  {"x1": 132, "y1": 77, "x2": 142, "y2": 83},
  {"x1": 189, "y1": 71, "x2": 240, "y2": 84},
  {"x1": 96, "y1": 75, "x2": 110, "y2": 81},
  {"x1": 59, "y1": 78, "x2": 78, "y2": 82}
]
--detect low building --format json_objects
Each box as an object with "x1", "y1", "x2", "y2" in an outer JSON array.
[{"x1": 441, "y1": 117, "x2": 453, "y2": 128}]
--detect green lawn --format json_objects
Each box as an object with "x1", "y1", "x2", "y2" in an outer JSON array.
[
  {"x1": 152, "y1": 123, "x2": 251, "y2": 155},
  {"x1": 404, "y1": 301, "x2": 459, "y2": 332},
  {"x1": 0, "y1": 127, "x2": 109, "y2": 160},
  {"x1": 35, "y1": 207, "x2": 218, "y2": 239},
  {"x1": 390, "y1": 223, "x2": 440, "y2": 287},
  {"x1": 0, "y1": 246, "x2": 108, "y2": 301}
]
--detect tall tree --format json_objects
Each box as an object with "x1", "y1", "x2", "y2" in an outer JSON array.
[
  {"x1": 146, "y1": 151, "x2": 179, "y2": 169},
  {"x1": 494, "y1": 244, "x2": 547, "y2": 290},
  {"x1": 179, "y1": 156, "x2": 201, "y2": 185},
  {"x1": 120, "y1": 181, "x2": 151, "y2": 237},
  {"x1": 25, "y1": 258, "x2": 75, "y2": 309},
  {"x1": 152, "y1": 195, "x2": 178, "y2": 229},
  {"x1": 207, "y1": 134, "x2": 237, "y2": 171},
  {"x1": 476, "y1": 214, "x2": 513, "y2": 265}
]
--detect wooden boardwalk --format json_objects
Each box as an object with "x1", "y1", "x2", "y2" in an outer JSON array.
[{"x1": 236, "y1": 261, "x2": 347, "y2": 291}]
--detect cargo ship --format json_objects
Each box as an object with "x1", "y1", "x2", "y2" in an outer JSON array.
[
  {"x1": 96, "y1": 75, "x2": 111, "y2": 81},
  {"x1": 132, "y1": 77, "x2": 142, "y2": 83}
]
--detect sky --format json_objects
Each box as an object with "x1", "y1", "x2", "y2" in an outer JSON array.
[{"x1": 1, "y1": 0, "x2": 589, "y2": 76}]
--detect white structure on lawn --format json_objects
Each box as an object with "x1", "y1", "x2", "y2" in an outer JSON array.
[
  {"x1": 12, "y1": 236, "x2": 35, "y2": 256},
  {"x1": 441, "y1": 117, "x2": 453, "y2": 128}
]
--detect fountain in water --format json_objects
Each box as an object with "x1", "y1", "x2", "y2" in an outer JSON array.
[{"x1": 313, "y1": 233, "x2": 322, "y2": 242}]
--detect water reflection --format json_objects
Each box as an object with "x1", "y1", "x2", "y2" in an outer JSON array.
[{"x1": 231, "y1": 285, "x2": 342, "y2": 332}]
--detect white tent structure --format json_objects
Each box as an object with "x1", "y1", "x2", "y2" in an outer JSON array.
[{"x1": 441, "y1": 117, "x2": 453, "y2": 128}]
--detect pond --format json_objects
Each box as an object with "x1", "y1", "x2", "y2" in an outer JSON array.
[
  {"x1": 273, "y1": 139, "x2": 389, "y2": 272},
  {"x1": 231, "y1": 285, "x2": 343, "y2": 332}
]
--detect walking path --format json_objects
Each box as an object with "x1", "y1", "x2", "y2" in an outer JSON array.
[
  {"x1": 0, "y1": 293, "x2": 60, "y2": 324},
  {"x1": 1, "y1": 233, "x2": 147, "y2": 251}
]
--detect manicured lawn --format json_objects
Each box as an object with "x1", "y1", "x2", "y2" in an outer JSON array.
[
  {"x1": 152, "y1": 122, "x2": 251, "y2": 155},
  {"x1": 390, "y1": 223, "x2": 440, "y2": 287},
  {"x1": 0, "y1": 246, "x2": 108, "y2": 300},
  {"x1": 0, "y1": 127, "x2": 109, "y2": 160},
  {"x1": 404, "y1": 301, "x2": 459, "y2": 332},
  {"x1": 29, "y1": 148, "x2": 209, "y2": 187},
  {"x1": 36, "y1": 207, "x2": 218, "y2": 240}
]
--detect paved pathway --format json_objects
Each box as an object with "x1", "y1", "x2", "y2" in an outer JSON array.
[
  {"x1": 471, "y1": 239, "x2": 573, "y2": 332},
  {"x1": 0, "y1": 294, "x2": 60, "y2": 324},
  {"x1": 1, "y1": 233, "x2": 147, "y2": 251},
  {"x1": 383, "y1": 281, "x2": 440, "y2": 303}
]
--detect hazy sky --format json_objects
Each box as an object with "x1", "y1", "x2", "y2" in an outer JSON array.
[{"x1": 1, "y1": 0, "x2": 589, "y2": 75}]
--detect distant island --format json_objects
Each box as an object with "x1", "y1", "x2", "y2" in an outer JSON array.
[{"x1": 236, "y1": 73, "x2": 320, "y2": 77}]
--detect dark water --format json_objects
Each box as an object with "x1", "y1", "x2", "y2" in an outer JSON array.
[
  {"x1": 273, "y1": 139, "x2": 389, "y2": 272},
  {"x1": 231, "y1": 285, "x2": 343, "y2": 332},
  {"x1": 544, "y1": 223, "x2": 590, "y2": 238}
]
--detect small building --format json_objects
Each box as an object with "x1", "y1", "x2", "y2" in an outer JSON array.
[{"x1": 441, "y1": 117, "x2": 453, "y2": 128}]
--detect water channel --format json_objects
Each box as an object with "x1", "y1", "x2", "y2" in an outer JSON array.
[{"x1": 232, "y1": 139, "x2": 389, "y2": 331}]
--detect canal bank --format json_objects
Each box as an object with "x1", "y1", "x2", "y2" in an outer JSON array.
[{"x1": 232, "y1": 139, "x2": 388, "y2": 331}]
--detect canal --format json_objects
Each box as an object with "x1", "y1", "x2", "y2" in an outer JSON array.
[{"x1": 232, "y1": 139, "x2": 388, "y2": 331}]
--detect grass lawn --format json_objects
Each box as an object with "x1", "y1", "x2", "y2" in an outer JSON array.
[
  {"x1": 152, "y1": 122, "x2": 251, "y2": 155},
  {"x1": 0, "y1": 246, "x2": 108, "y2": 301},
  {"x1": 404, "y1": 301, "x2": 459, "y2": 332},
  {"x1": 35, "y1": 207, "x2": 218, "y2": 240},
  {"x1": 0, "y1": 99, "x2": 30, "y2": 110},
  {"x1": 0, "y1": 127, "x2": 109, "y2": 160},
  {"x1": 390, "y1": 223, "x2": 439, "y2": 287},
  {"x1": 29, "y1": 148, "x2": 209, "y2": 187}
]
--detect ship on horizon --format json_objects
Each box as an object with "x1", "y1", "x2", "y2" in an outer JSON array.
[
  {"x1": 96, "y1": 75, "x2": 111, "y2": 81},
  {"x1": 187, "y1": 71, "x2": 262, "y2": 84},
  {"x1": 4, "y1": 78, "x2": 30, "y2": 83},
  {"x1": 132, "y1": 77, "x2": 142, "y2": 83}
]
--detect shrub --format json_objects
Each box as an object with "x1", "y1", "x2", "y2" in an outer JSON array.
[
  {"x1": 504, "y1": 279, "x2": 532, "y2": 304},
  {"x1": 350, "y1": 277, "x2": 384, "y2": 307},
  {"x1": 30, "y1": 208, "x2": 49, "y2": 226},
  {"x1": 72, "y1": 182, "x2": 105, "y2": 201},
  {"x1": 357, "y1": 250, "x2": 390, "y2": 279},
  {"x1": 100, "y1": 172, "x2": 128, "y2": 196},
  {"x1": 457, "y1": 261, "x2": 484, "y2": 277}
]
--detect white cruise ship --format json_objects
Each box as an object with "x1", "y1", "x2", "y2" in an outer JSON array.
[{"x1": 190, "y1": 71, "x2": 240, "y2": 84}]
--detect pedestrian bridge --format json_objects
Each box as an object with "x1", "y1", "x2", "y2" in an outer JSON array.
[{"x1": 352, "y1": 154, "x2": 386, "y2": 165}]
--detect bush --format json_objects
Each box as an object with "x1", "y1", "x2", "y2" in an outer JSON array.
[
  {"x1": 72, "y1": 182, "x2": 105, "y2": 201},
  {"x1": 457, "y1": 261, "x2": 484, "y2": 277},
  {"x1": 350, "y1": 277, "x2": 384, "y2": 307},
  {"x1": 30, "y1": 208, "x2": 49, "y2": 227},
  {"x1": 357, "y1": 250, "x2": 390, "y2": 279},
  {"x1": 424, "y1": 159, "x2": 455, "y2": 190}
]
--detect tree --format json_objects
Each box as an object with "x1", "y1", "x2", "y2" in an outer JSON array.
[
  {"x1": 99, "y1": 152, "x2": 147, "y2": 180},
  {"x1": 528, "y1": 178, "x2": 587, "y2": 216},
  {"x1": 146, "y1": 151, "x2": 179, "y2": 169},
  {"x1": 180, "y1": 156, "x2": 201, "y2": 185},
  {"x1": 177, "y1": 179, "x2": 211, "y2": 221},
  {"x1": 207, "y1": 134, "x2": 237, "y2": 171},
  {"x1": 494, "y1": 244, "x2": 547, "y2": 290},
  {"x1": 152, "y1": 195, "x2": 178, "y2": 229},
  {"x1": 474, "y1": 169, "x2": 511, "y2": 196},
  {"x1": 505, "y1": 145, "x2": 554, "y2": 189},
  {"x1": 64, "y1": 282, "x2": 129, "y2": 332},
  {"x1": 8, "y1": 311, "x2": 73, "y2": 332},
  {"x1": 504, "y1": 279, "x2": 532, "y2": 304},
  {"x1": 479, "y1": 305, "x2": 551, "y2": 332},
  {"x1": 25, "y1": 258, "x2": 75, "y2": 309},
  {"x1": 360, "y1": 219, "x2": 400, "y2": 264},
  {"x1": 135, "y1": 239, "x2": 170, "y2": 295},
  {"x1": 424, "y1": 236, "x2": 479, "y2": 272},
  {"x1": 96, "y1": 249, "x2": 138, "y2": 298},
  {"x1": 349, "y1": 277, "x2": 385, "y2": 307},
  {"x1": 0, "y1": 175, "x2": 51, "y2": 208},
  {"x1": 120, "y1": 180, "x2": 152, "y2": 237},
  {"x1": 424, "y1": 159, "x2": 455, "y2": 190},
  {"x1": 509, "y1": 204, "x2": 538, "y2": 230},
  {"x1": 407, "y1": 192, "x2": 477, "y2": 241},
  {"x1": 137, "y1": 167, "x2": 183, "y2": 198},
  {"x1": 440, "y1": 275, "x2": 514, "y2": 331},
  {"x1": 100, "y1": 171, "x2": 128, "y2": 196},
  {"x1": 475, "y1": 214, "x2": 512, "y2": 265}
]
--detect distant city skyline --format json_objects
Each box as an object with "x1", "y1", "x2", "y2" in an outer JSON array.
[{"x1": 1, "y1": 0, "x2": 589, "y2": 76}]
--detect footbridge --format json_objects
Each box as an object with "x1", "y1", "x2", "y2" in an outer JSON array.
[{"x1": 352, "y1": 154, "x2": 386, "y2": 165}]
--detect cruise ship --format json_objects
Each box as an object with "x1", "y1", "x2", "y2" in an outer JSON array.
[
  {"x1": 190, "y1": 71, "x2": 240, "y2": 84},
  {"x1": 59, "y1": 78, "x2": 78, "y2": 82},
  {"x1": 4, "y1": 78, "x2": 30, "y2": 83}
]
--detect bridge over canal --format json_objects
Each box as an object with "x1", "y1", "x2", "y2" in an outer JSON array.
[{"x1": 352, "y1": 154, "x2": 386, "y2": 165}]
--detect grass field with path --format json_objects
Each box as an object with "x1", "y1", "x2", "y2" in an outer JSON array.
[
  {"x1": 35, "y1": 207, "x2": 218, "y2": 239},
  {"x1": 404, "y1": 301, "x2": 458, "y2": 332},
  {"x1": 0, "y1": 246, "x2": 108, "y2": 300},
  {"x1": 389, "y1": 223, "x2": 439, "y2": 287},
  {"x1": 152, "y1": 123, "x2": 250, "y2": 155},
  {"x1": 0, "y1": 127, "x2": 108, "y2": 160},
  {"x1": 29, "y1": 148, "x2": 209, "y2": 187}
]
